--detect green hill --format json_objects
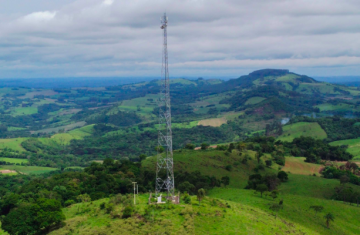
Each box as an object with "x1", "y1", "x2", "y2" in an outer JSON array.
[{"x1": 277, "y1": 122, "x2": 327, "y2": 142}]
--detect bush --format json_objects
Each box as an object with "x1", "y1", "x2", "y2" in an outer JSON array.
[
  {"x1": 100, "y1": 202, "x2": 106, "y2": 210},
  {"x1": 277, "y1": 171, "x2": 288, "y2": 182},
  {"x1": 122, "y1": 206, "x2": 133, "y2": 218},
  {"x1": 182, "y1": 192, "x2": 191, "y2": 204},
  {"x1": 265, "y1": 160, "x2": 272, "y2": 167},
  {"x1": 185, "y1": 143, "x2": 195, "y2": 150},
  {"x1": 105, "y1": 203, "x2": 114, "y2": 214},
  {"x1": 225, "y1": 165, "x2": 232, "y2": 171},
  {"x1": 64, "y1": 200, "x2": 75, "y2": 207},
  {"x1": 201, "y1": 143, "x2": 209, "y2": 150}
]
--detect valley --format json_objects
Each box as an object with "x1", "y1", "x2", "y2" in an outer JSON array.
[{"x1": 0, "y1": 69, "x2": 360, "y2": 234}]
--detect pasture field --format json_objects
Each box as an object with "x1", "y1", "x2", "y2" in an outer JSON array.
[
  {"x1": 245, "y1": 96, "x2": 266, "y2": 105},
  {"x1": 0, "y1": 138, "x2": 27, "y2": 152},
  {"x1": 209, "y1": 188, "x2": 360, "y2": 235},
  {"x1": 277, "y1": 122, "x2": 327, "y2": 142},
  {"x1": 10, "y1": 107, "x2": 38, "y2": 116},
  {"x1": 172, "y1": 121, "x2": 198, "y2": 129},
  {"x1": 281, "y1": 157, "x2": 323, "y2": 176},
  {"x1": 198, "y1": 118, "x2": 227, "y2": 127},
  {"x1": 223, "y1": 111, "x2": 244, "y2": 120},
  {"x1": 0, "y1": 165, "x2": 57, "y2": 174},
  {"x1": 315, "y1": 103, "x2": 353, "y2": 112},
  {"x1": 0, "y1": 158, "x2": 28, "y2": 164},
  {"x1": 330, "y1": 138, "x2": 360, "y2": 160}
]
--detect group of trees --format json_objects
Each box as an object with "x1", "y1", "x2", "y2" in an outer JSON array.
[{"x1": 0, "y1": 157, "x2": 222, "y2": 234}]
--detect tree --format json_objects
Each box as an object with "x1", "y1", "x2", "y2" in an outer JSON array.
[
  {"x1": 197, "y1": 188, "x2": 206, "y2": 205},
  {"x1": 309, "y1": 205, "x2": 324, "y2": 216},
  {"x1": 324, "y1": 212, "x2": 335, "y2": 228},
  {"x1": 2, "y1": 198, "x2": 65, "y2": 235},
  {"x1": 178, "y1": 181, "x2": 195, "y2": 194},
  {"x1": 201, "y1": 143, "x2": 209, "y2": 150},
  {"x1": 256, "y1": 151, "x2": 263, "y2": 164},
  {"x1": 139, "y1": 154, "x2": 147, "y2": 161},
  {"x1": 256, "y1": 184, "x2": 268, "y2": 197},
  {"x1": 221, "y1": 176, "x2": 230, "y2": 187},
  {"x1": 340, "y1": 175, "x2": 350, "y2": 184},
  {"x1": 269, "y1": 203, "x2": 281, "y2": 219},
  {"x1": 155, "y1": 146, "x2": 164, "y2": 153},
  {"x1": 265, "y1": 160, "x2": 272, "y2": 167},
  {"x1": 277, "y1": 171, "x2": 288, "y2": 182}
]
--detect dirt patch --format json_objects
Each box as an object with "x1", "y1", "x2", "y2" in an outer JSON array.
[
  {"x1": 198, "y1": 118, "x2": 227, "y2": 127},
  {"x1": 0, "y1": 170, "x2": 16, "y2": 174},
  {"x1": 195, "y1": 145, "x2": 217, "y2": 150}
]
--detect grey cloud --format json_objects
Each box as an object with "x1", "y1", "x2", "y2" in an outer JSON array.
[{"x1": 0, "y1": 0, "x2": 358, "y2": 78}]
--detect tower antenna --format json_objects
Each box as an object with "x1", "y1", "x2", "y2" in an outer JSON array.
[{"x1": 155, "y1": 13, "x2": 175, "y2": 200}]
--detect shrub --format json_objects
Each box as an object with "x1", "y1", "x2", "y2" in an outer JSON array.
[
  {"x1": 122, "y1": 206, "x2": 133, "y2": 218},
  {"x1": 225, "y1": 165, "x2": 232, "y2": 171},
  {"x1": 265, "y1": 160, "x2": 272, "y2": 167},
  {"x1": 64, "y1": 200, "x2": 75, "y2": 207},
  {"x1": 185, "y1": 143, "x2": 195, "y2": 150},
  {"x1": 105, "y1": 203, "x2": 114, "y2": 214},
  {"x1": 182, "y1": 192, "x2": 191, "y2": 204},
  {"x1": 277, "y1": 171, "x2": 288, "y2": 182},
  {"x1": 100, "y1": 202, "x2": 106, "y2": 210}
]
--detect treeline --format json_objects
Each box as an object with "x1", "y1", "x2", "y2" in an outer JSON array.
[
  {"x1": 290, "y1": 116, "x2": 360, "y2": 142},
  {"x1": 0, "y1": 158, "x2": 220, "y2": 234},
  {"x1": 246, "y1": 136, "x2": 353, "y2": 162}
]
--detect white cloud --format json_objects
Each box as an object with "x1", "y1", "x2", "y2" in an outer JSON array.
[
  {"x1": 22, "y1": 11, "x2": 57, "y2": 22},
  {"x1": 103, "y1": 0, "x2": 114, "y2": 6}
]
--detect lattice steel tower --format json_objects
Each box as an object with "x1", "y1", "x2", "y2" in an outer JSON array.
[{"x1": 155, "y1": 13, "x2": 175, "y2": 199}]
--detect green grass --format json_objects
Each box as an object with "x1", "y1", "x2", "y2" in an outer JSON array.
[
  {"x1": 282, "y1": 157, "x2": 323, "y2": 176},
  {"x1": 49, "y1": 192, "x2": 314, "y2": 235},
  {"x1": 209, "y1": 188, "x2": 360, "y2": 235},
  {"x1": 171, "y1": 121, "x2": 198, "y2": 129},
  {"x1": 0, "y1": 165, "x2": 57, "y2": 174},
  {"x1": 10, "y1": 107, "x2": 37, "y2": 116},
  {"x1": 277, "y1": 122, "x2": 327, "y2": 142},
  {"x1": 0, "y1": 158, "x2": 28, "y2": 164},
  {"x1": 330, "y1": 138, "x2": 360, "y2": 160},
  {"x1": 45, "y1": 124, "x2": 94, "y2": 145},
  {"x1": 316, "y1": 103, "x2": 353, "y2": 112},
  {"x1": 7, "y1": 127, "x2": 27, "y2": 131},
  {"x1": 245, "y1": 97, "x2": 266, "y2": 105},
  {"x1": 0, "y1": 138, "x2": 28, "y2": 152},
  {"x1": 143, "y1": 149, "x2": 273, "y2": 188}
]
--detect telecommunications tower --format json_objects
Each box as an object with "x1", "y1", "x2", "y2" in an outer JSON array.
[{"x1": 155, "y1": 13, "x2": 175, "y2": 199}]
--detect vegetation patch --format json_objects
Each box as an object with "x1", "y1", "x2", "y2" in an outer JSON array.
[
  {"x1": 277, "y1": 122, "x2": 327, "y2": 142},
  {"x1": 198, "y1": 118, "x2": 227, "y2": 127},
  {"x1": 244, "y1": 96, "x2": 266, "y2": 105}
]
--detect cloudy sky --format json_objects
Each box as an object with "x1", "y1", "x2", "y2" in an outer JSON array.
[{"x1": 0, "y1": 0, "x2": 359, "y2": 79}]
